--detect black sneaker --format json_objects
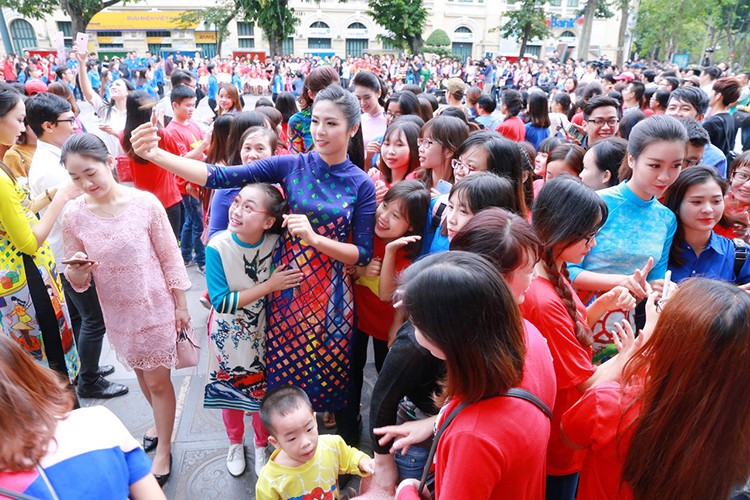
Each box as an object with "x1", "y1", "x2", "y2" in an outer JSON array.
[{"x1": 76, "y1": 376, "x2": 129, "y2": 399}]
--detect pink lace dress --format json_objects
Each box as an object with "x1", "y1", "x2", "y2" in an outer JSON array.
[{"x1": 61, "y1": 189, "x2": 190, "y2": 370}]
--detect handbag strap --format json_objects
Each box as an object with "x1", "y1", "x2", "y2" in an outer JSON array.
[
  {"x1": 0, "y1": 486, "x2": 39, "y2": 500},
  {"x1": 417, "y1": 387, "x2": 552, "y2": 496}
]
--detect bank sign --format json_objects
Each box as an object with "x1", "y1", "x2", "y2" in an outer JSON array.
[{"x1": 546, "y1": 17, "x2": 584, "y2": 29}]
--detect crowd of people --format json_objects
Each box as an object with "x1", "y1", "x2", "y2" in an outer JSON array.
[{"x1": 1, "y1": 38, "x2": 750, "y2": 500}]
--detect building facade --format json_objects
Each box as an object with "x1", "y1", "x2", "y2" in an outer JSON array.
[{"x1": 1, "y1": 0, "x2": 624, "y2": 61}]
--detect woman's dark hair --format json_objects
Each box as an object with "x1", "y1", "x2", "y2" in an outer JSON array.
[
  {"x1": 381, "y1": 180, "x2": 430, "y2": 257},
  {"x1": 712, "y1": 77, "x2": 741, "y2": 106},
  {"x1": 205, "y1": 114, "x2": 234, "y2": 165},
  {"x1": 0, "y1": 87, "x2": 23, "y2": 183},
  {"x1": 226, "y1": 111, "x2": 269, "y2": 165},
  {"x1": 298, "y1": 66, "x2": 340, "y2": 110},
  {"x1": 47, "y1": 81, "x2": 79, "y2": 116},
  {"x1": 61, "y1": 133, "x2": 110, "y2": 166},
  {"x1": 378, "y1": 120, "x2": 421, "y2": 184},
  {"x1": 218, "y1": 83, "x2": 242, "y2": 115},
  {"x1": 618, "y1": 109, "x2": 647, "y2": 140},
  {"x1": 417, "y1": 115, "x2": 470, "y2": 189},
  {"x1": 532, "y1": 175, "x2": 608, "y2": 346},
  {"x1": 553, "y1": 92, "x2": 572, "y2": 117},
  {"x1": 255, "y1": 97, "x2": 274, "y2": 108},
  {"x1": 501, "y1": 89, "x2": 523, "y2": 117},
  {"x1": 417, "y1": 96, "x2": 434, "y2": 121},
  {"x1": 664, "y1": 166, "x2": 727, "y2": 267},
  {"x1": 588, "y1": 137, "x2": 627, "y2": 187},
  {"x1": 352, "y1": 70, "x2": 388, "y2": 108},
  {"x1": 385, "y1": 91, "x2": 421, "y2": 119},
  {"x1": 244, "y1": 182, "x2": 288, "y2": 234},
  {"x1": 421, "y1": 93, "x2": 439, "y2": 112},
  {"x1": 274, "y1": 92, "x2": 298, "y2": 122},
  {"x1": 398, "y1": 251, "x2": 526, "y2": 405},
  {"x1": 538, "y1": 136, "x2": 563, "y2": 155},
  {"x1": 450, "y1": 207, "x2": 542, "y2": 280},
  {"x1": 256, "y1": 106, "x2": 283, "y2": 130},
  {"x1": 527, "y1": 92, "x2": 551, "y2": 128},
  {"x1": 547, "y1": 143, "x2": 585, "y2": 175},
  {"x1": 449, "y1": 172, "x2": 521, "y2": 217},
  {"x1": 122, "y1": 90, "x2": 155, "y2": 163},
  {"x1": 621, "y1": 278, "x2": 750, "y2": 500},
  {"x1": 453, "y1": 131, "x2": 529, "y2": 217},
  {"x1": 239, "y1": 126, "x2": 279, "y2": 157}
]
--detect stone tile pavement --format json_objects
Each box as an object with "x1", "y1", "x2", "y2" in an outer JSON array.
[{"x1": 77, "y1": 266, "x2": 376, "y2": 499}]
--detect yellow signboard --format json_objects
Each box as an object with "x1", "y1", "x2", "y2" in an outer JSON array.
[
  {"x1": 87, "y1": 11, "x2": 198, "y2": 31},
  {"x1": 97, "y1": 36, "x2": 114, "y2": 44},
  {"x1": 195, "y1": 31, "x2": 217, "y2": 43}
]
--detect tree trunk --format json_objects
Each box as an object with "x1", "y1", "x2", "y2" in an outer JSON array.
[
  {"x1": 616, "y1": 0, "x2": 629, "y2": 66},
  {"x1": 519, "y1": 23, "x2": 530, "y2": 59},
  {"x1": 268, "y1": 31, "x2": 283, "y2": 56},
  {"x1": 578, "y1": 0, "x2": 600, "y2": 60},
  {"x1": 407, "y1": 34, "x2": 423, "y2": 55}
]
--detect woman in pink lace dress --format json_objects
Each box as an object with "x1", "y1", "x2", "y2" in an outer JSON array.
[{"x1": 60, "y1": 134, "x2": 190, "y2": 486}]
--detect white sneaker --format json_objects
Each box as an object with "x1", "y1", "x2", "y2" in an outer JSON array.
[
  {"x1": 226, "y1": 443, "x2": 245, "y2": 476},
  {"x1": 254, "y1": 445, "x2": 268, "y2": 476}
]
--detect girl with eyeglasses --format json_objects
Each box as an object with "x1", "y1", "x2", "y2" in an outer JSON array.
[
  {"x1": 415, "y1": 115, "x2": 468, "y2": 192},
  {"x1": 715, "y1": 151, "x2": 750, "y2": 244},
  {"x1": 567, "y1": 115, "x2": 687, "y2": 361},
  {"x1": 521, "y1": 175, "x2": 637, "y2": 500}
]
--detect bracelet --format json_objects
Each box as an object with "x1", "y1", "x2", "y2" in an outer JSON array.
[{"x1": 45, "y1": 189, "x2": 52, "y2": 202}]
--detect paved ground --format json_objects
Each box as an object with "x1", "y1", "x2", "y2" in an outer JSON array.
[{"x1": 74, "y1": 94, "x2": 377, "y2": 499}]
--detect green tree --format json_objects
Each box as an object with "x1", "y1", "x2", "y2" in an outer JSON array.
[
  {"x1": 368, "y1": 0, "x2": 427, "y2": 54},
  {"x1": 635, "y1": 0, "x2": 713, "y2": 63},
  {"x1": 0, "y1": 0, "x2": 141, "y2": 35},
  {"x1": 499, "y1": 0, "x2": 550, "y2": 59},
  {"x1": 422, "y1": 29, "x2": 452, "y2": 56},
  {"x1": 577, "y1": 0, "x2": 615, "y2": 60},
  {"x1": 176, "y1": 2, "x2": 242, "y2": 57}
]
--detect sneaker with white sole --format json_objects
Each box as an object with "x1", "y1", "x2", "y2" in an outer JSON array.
[
  {"x1": 254, "y1": 445, "x2": 268, "y2": 476},
  {"x1": 226, "y1": 443, "x2": 245, "y2": 476}
]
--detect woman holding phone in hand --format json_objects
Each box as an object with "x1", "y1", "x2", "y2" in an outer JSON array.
[
  {"x1": 128, "y1": 84, "x2": 376, "y2": 445},
  {"x1": 60, "y1": 133, "x2": 190, "y2": 486}
]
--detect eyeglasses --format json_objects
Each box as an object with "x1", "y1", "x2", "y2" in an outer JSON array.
[
  {"x1": 583, "y1": 231, "x2": 598, "y2": 245},
  {"x1": 684, "y1": 158, "x2": 702, "y2": 168},
  {"x1": 417, "y1": 138, "x2": 439, "y2": 148},
  {"x1": 385, "y1": 111, "x2": 402, "y2": 119},
  {"x1": 733, "y1": 171, "x2": 750, "y2": 183},
  {"x1": 230, "y1": 199, "x2": 270, "y2": 216},
  {"x1": 53, "y1": 117, "x2": 76, "y2": 125},
  {"x1": 586, "y1": 118, "x2": 619, "y2": 127},
  {"x1": 451, "y1": 159, "x2": 477, "y2": 173}
]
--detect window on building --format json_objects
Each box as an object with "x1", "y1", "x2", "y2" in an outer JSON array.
[
  {"x1": 237, "y1": 21, "x2": 255, "y2": 48},
  {"x1": 348, "y1": 22, "x2": 366, "y2": 30},
  {"x1": 10, "y1": 19, "x2": 37, "y2": 54},
  {"x1": 99, "y1": 43, "x2": 125, "y2": 49},
  {"x1": 346, "y1": 39, "x2": 368, "y2": 58},
  {"x1": 311, "y1": 21, "x2": 330, "y2": 29},
  {"x1": 146, "y1": 31, "x2": 171, "y2": 38},
  {"x1": 57, "y1": 21, "x2": 73, "y2": 48},
  {"x1": 197, "y1": 43, "x2": 217, "y2": 59},
  {"x1": 525, "y1": 45, "x2": 542, "y2": 57},
  {"x1": 567, "y1": 0, "x2": 579, "y2": 6},
  {"x1": 549, "y1": 0, "x2": 562, "y2": 5},
  {"x1": 97, "y1": 31, "x2": 123, "y2": 37},
  {"x1": 283, "y1": 37, "x2": 294, "y2": 56},
  {"x1": 309, "y1": 38, "x2": 332, "y2": 49},
  {"x1": 148, "y1": 43, "x2": 171, "y2": 56}
]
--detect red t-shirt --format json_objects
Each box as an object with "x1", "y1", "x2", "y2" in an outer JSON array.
[
  {"x1": 165, "y1": 120, "x2": 204, "y2": 195},
  {"x1": 353, "y1": 236, "x2": 410, "y2": 341},
  {"x1": 572, "y1": 112, "x2": 584, "y2": 127},
  {"x1": 495, "y1": 116, "x2": 526, "y2": 142},
  {"x1": 561, "y1": 381, "x2": 640, "y2": 500},
  {"x1": 124, "y1": 128, "x2": 182, "y2": 209},
  {"x1": 520, "y1": 276, "x2": 596, "y2": 476},
  {"x1": 427, "y1": 322, "x2": 556, "y2": 499}
]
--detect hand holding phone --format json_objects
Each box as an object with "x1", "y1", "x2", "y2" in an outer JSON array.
[
  {"x1": 61, "y1": 258, "x2": 97, "y2": 266},
  {"x1": 75, "y1": 33, "x2": 89, "y2": 55},
  {"x1": 436, "y1": 179, "x2": 452, "y2": 195}
]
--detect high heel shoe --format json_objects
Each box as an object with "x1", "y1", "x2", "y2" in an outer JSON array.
[
  {"x1": 154, "y1": 453, "x2": 172, "y2": 487},
  {"x1": 143, "y1": 435, "x2": 158, "y2": 452}
]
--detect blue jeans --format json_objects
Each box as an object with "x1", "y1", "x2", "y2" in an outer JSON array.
[
  {"x1": 394, "y1": 446, "x2": 429, "y2": 481},
  {"x1": 546, "y1": 473, "x2": 579, "y2": 500},
  {"x1": 180, "y1": 194, "x2": 205, "y2": 266}
]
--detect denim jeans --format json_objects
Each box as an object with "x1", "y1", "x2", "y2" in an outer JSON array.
[
  {"x1": 546, "y1": 473, "x2": 579, "y2": 500},
  {"x1": 180, "y1": 194, "x2": 205, "y2": 266},
  {"x1": 394, "y1": 446, "x2": 430, "y2": 481}
]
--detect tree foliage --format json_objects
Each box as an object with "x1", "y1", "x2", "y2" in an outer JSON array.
[
  {"x1": 498, "y1": 0, "x2": 550, "y2": 59},
  {"x1": 425, "y1": 29, "x2": 451, "y2": 47},
  {"x1": 175, "y1": 2, "x2": 244, "y2": 56},
  {"x1": 368, "y1": 0, "x2": 427, "y2": 54},
  {"x1": 0, "y1": 0, "x2": 140, "y2": 35}
]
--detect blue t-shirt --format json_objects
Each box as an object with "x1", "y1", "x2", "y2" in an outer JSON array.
[
  {"x1": 569, "y1": 181, "x2": 676, "y2": 286},
  {"x1": 524, "y1": 123, "x2": 550, "y2": 151},
  {"x1": 208, "y1": 74, "x2": 219, "y2": 100},
  {"x1": 88, "y1": 69, "x2": 101, "y2": 89},
  {"x1": 702, "y1": 142, "x2": 728, "y2": 178},
  {"x1": 669, "y1": 231, "x2": 750, "y2": 285}
]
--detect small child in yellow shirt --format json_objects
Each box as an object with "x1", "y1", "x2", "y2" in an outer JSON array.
[{"x1": 256, "y1": 385, "x2": 374, "y2": 500}]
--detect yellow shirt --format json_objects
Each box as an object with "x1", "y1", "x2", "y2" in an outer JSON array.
[{"x1": 255, "y1": 434, "x2": 370, "y2": 500}]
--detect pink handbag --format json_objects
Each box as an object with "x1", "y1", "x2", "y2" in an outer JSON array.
[{"x1": 175, "y1": 326, "x2": 200, "y2": 369}]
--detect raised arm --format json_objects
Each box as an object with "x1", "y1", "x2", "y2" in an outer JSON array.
[{"x1": 74, "y1": 49, "x2": 99, "y2": 107}]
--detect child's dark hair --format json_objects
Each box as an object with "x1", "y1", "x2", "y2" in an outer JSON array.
[
  {"x1": 247, "y1": 182, "x2": 288, "y2": 234},
  {"x1": 239, "y1": 126, "x2": 278, "y2": 159},
  {"x1": 378, "y1": 120, "x2": 421, "y2": 184},
  {"x1": 260, "y1": 385, "x2": 312, "y2": 436},
  {"x1": 274, "y1": 92, "x2": 298, "y2": 122},
  {"x1": 532, "y1": 175, "x2": 608, "y2": 347},
  {"x1": 205, "y1": 114, "x2": 234, "y2": 165},
  {"x1": 664, "y1": 166, "x2": 727, "y2": 268},
  {"x1": 382, "y1": 180, "x2": 430, "y2": 257}
]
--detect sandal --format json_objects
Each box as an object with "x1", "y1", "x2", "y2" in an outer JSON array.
[{"x1": 322, "y1": 411, "x2": 336, "y2": 429}]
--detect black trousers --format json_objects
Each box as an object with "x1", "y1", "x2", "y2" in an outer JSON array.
[{"x1": 61, "y1": 274, "x2": 107, "y2": 388}]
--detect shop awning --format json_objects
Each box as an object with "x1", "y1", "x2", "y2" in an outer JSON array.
[{"x1": 87, "y1": 11, "x2": 199, "y2": 31}]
